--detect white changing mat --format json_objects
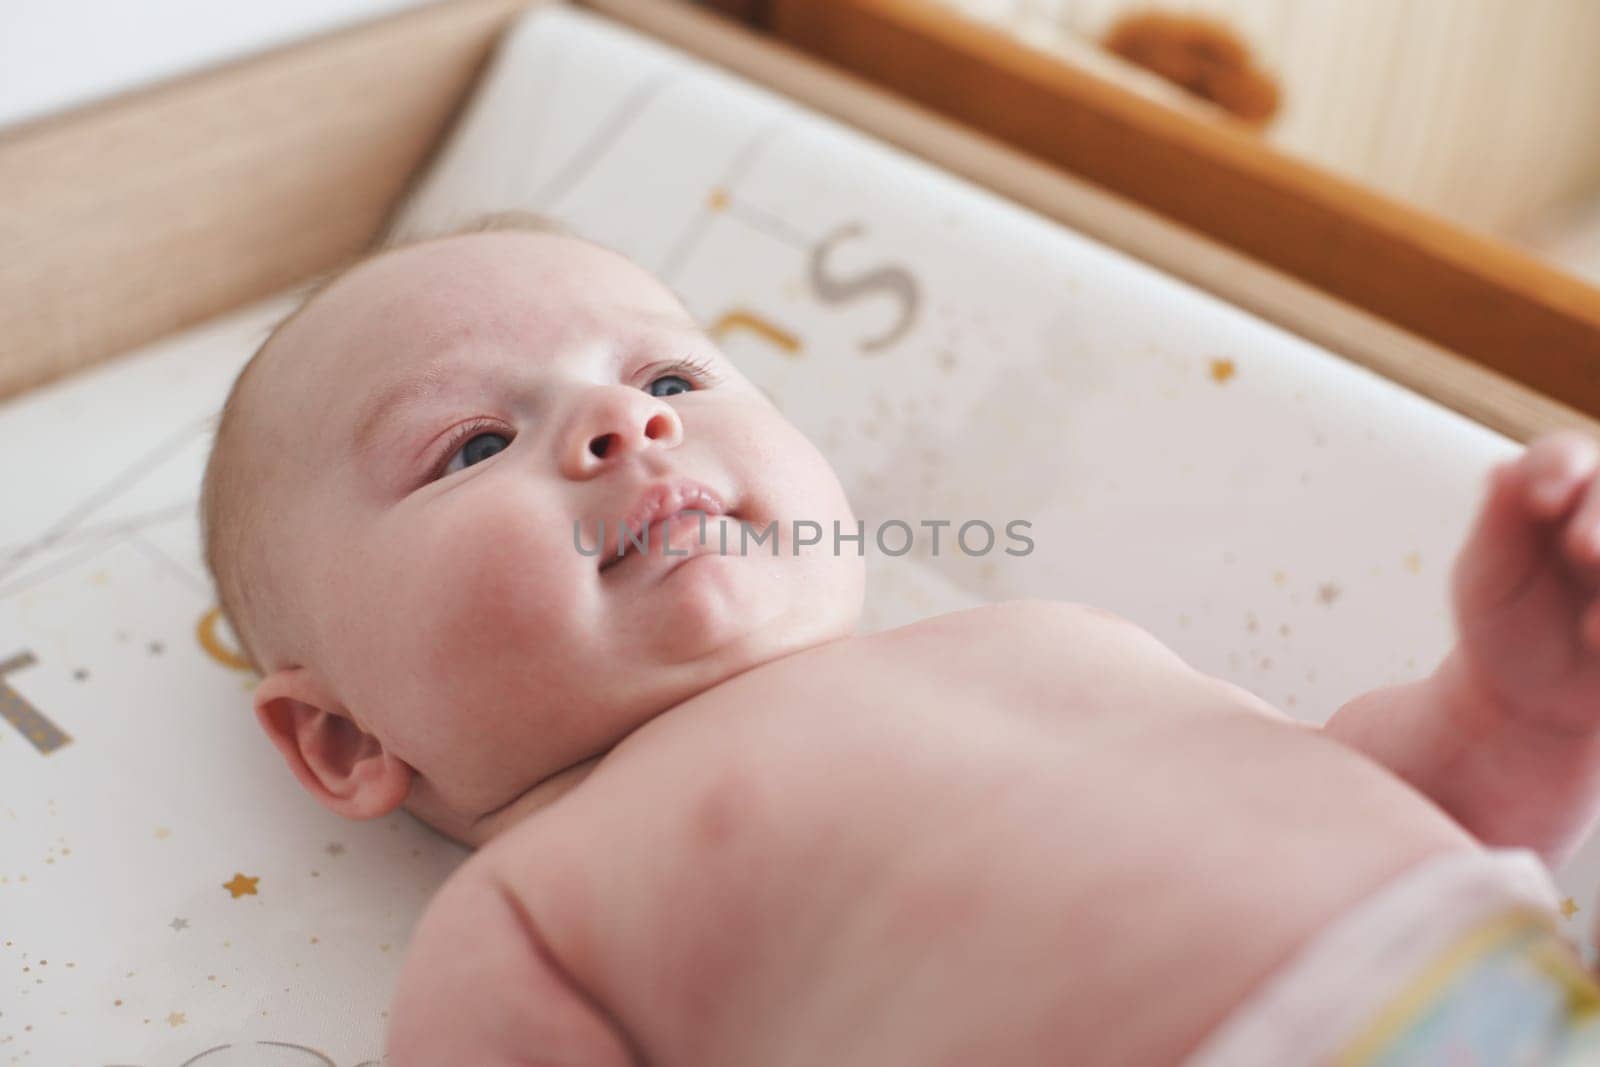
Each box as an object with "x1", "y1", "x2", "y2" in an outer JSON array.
[{"x1": 5, "y1": 5, "x2": 1597, "y2": 1064}]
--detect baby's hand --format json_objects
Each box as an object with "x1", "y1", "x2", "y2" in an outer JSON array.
[{"x1": 1452, "y1": 431, "x2": 1600, "y2": 735}]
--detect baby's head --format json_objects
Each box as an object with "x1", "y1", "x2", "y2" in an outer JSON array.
[{"x1": 202, "y1": 212, "x2": 864, "y2": 843}]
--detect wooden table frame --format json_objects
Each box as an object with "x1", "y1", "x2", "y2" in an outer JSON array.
[
  {"x1": 748, "y1": 0, "x2": 1600, "y2": 424},
  {"x1": 2, "y1": 0, "x2": 1596, "y2": 443}
]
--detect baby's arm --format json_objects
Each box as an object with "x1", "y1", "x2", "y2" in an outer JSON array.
[
  {"x1": 386, "y1": 862, "x2": 641, "y2": 1066},
  {"x1": 1326, "y1": 432, "x2": 1600, "y2": 870}
]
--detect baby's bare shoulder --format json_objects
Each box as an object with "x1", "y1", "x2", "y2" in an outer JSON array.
[{"x1": 387, "y1": 844, "x2": 638, "y2": 1066}]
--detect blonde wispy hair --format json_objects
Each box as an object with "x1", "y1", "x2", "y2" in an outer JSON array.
[{"x1": 199, "y1": 209, "x2": 571, "y2": 676}]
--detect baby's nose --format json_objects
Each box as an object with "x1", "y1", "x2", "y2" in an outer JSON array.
[{"x1": 561, "y1": 385, "x2": 683, "y2": 477}]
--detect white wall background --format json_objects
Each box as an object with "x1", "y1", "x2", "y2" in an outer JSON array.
[{"x1": 0, "y1": 0, "x2": 432, "y2": 129}]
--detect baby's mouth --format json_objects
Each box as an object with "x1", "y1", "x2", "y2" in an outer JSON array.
[
  {"x1": 595, "y1": 479, "x2": 732, "y2": 573},
  {"x1": 599, "y1": 509, "x2": 723, "y2": 572}
]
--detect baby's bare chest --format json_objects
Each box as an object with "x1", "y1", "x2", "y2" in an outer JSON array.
[{"x1": 487, "y1": 603, "x2": 1454, "y2": 1065}]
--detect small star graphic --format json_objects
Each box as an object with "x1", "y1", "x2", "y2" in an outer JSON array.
[
  {"x1": 147, "y1": 641, "x2": 165, "y2": 655},
  {"x1": 165, "y1": 1010, "x2": 186, "y2": 1028},
  {"x1": 71, "y1": 668, "x2": 88, "y2": 682},
  {"x1": 1208, "y1": 357, "x2": 1236, "y2": 383},
  {"x1": 1562, "y1": 897, "x2": 1579, "y2": 919},
  {"x1": 169, "y1": 917, "x2": 189, "y2": 932},
  {"x1": 325, "y1": 842, "x2": 345, "y2": 857},
  {"x1": 222, "y1": 873, "x2": 259, "y2": 899},
  {"x1": 1317, "y1": 582, "x2": 1342, "y2": 606},
  {"x1": 1403, "y1": 551, "x2": 1422, "y2": 574},
  {"x1": 153, "y1": 827, "x2": 171, "y2": 840}
]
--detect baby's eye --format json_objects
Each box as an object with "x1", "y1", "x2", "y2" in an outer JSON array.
[
  {"x1": 441, "y1": 430, "x2": 510, "y2": 478},
  {"x1": 646, "y1": 373, "x2": 695, "y2": 398},
  {"x1": 641, "y1": 353, "x2": 719, "y2": 396}
]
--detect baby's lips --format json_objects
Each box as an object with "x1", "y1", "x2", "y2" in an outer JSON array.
[
  {"x1": 595, "y1": 478, "x2": 728, "y2": 569},
  {"x1": 647, "y1": 510, "x2": 720, "y2": 560},
  {"x1": 600, "y1": 512, "x2": 717, "y2": 571}
]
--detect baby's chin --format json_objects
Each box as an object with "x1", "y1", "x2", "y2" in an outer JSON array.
[
  {"x1": 657, "y1": 592, "x2": 858, "y2": 693},
  {"x1": 633, "y1": 549, "x2": 861, "y2": 664}
]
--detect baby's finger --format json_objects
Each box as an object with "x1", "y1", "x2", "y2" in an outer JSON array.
[
  {"x1": 1564, "y1": 475, "x2": 1600, "y2": 575},
  {"x1": 1455, "y1": 436, "x2": 1600, "y2": 616},
  {"x1": 1517, "y1": 432, "x2": 1600, "y2": 520},
  {"x1": 1582, "y1": 600, "x2": 1600, "y2": 652},
  {"x1": 1455, "y1": 461, "x2": 1546, "y2": 613}
]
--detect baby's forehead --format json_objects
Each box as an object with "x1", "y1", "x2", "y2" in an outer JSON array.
[
  {"x1": 294, "y1": 233, "x2": 688, "y2": 368},
  {"x1": 256, "y1": 233, "x2": 707, "y2": 431}
]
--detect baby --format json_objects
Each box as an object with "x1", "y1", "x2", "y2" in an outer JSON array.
[{"x1": 202, "y1": 211, "x2": 1600, "y2": 1065}]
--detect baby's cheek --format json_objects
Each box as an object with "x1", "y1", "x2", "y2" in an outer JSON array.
[{"x1": 410, "y1": 500, "x2": 588, "y2": 682}]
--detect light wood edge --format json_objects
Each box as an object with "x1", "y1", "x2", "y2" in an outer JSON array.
[
  {"x1": 585, "y1": 0, "x2": 1597, "y2": 443},
  {"x1": 755, "y1": 0, "x2": 1600, "y2": 423},
  {"x1": 0, "y1": 0, "x2": 540, "y2": 404}
]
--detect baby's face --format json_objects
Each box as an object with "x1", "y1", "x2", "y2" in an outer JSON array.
[{"x1": 255, "y1": 231, "x2": 863, "y2": 826}]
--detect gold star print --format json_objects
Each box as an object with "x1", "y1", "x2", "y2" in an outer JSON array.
[
  {"x1": 166, "y1": 1011, "x2": 186, "y2": 1027},
  {"x1": 1562, "y1": 897, "x2": 1579, "y2": 919},
  {"x1": 1317, "y1": 582, "x2": 1342, "y2": 606},
  {"x1": 707, "y1": 187, "x2": 729, "y2": 211},
  {"x1": 222, "y1": 873, "x2": 259, "y2": 899},
  {"x1": 1208, "y1": 358, "x2": 1236, "y2": 383},
  {"x1": 1403, "y1": 551, "x2": 1422, "y2": 574}
]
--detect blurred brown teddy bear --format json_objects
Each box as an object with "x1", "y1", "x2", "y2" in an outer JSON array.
[{"x1": 1102, "y1": 11, "x2": 1280, "y2": 128}]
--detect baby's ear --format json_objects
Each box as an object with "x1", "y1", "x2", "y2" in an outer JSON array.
[{"x1": 253, "y1": 667, "x2": 412, "y2": 820}]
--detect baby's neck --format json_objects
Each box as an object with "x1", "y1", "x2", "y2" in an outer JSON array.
[{"x1": 456, "y1": 755, "x2": 604, "y2": 848}]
